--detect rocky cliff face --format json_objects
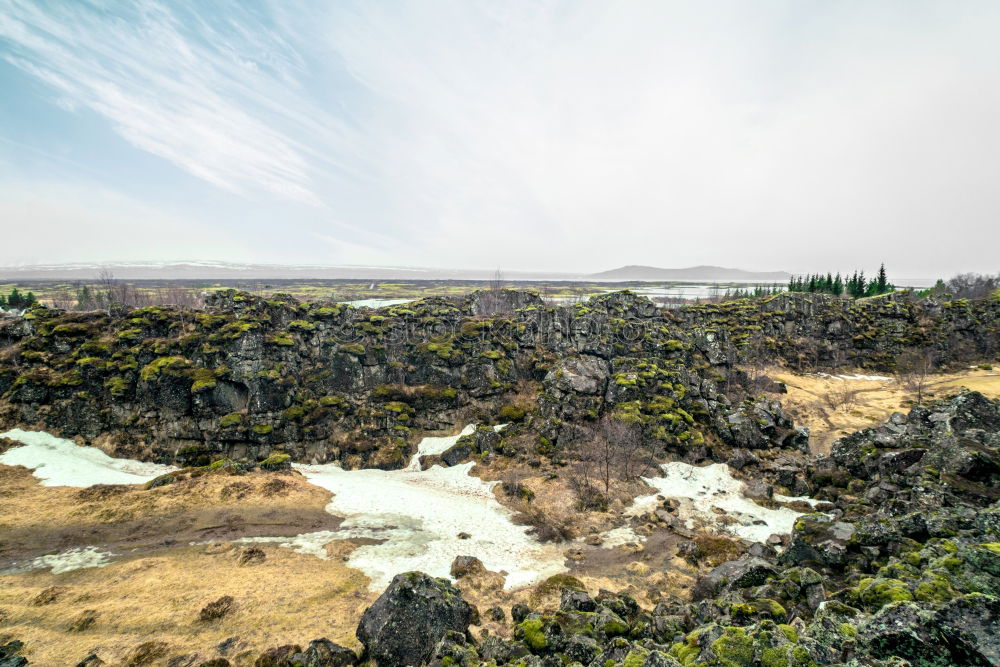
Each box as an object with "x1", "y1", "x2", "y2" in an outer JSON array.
[
  {"x1": 677, "y1": 291, "x2": 1000, "y2": 371},
  {"x1": 0, "y1": 289, "x2": 995, "y2": 471}
]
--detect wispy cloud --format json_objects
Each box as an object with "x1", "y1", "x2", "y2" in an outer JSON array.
[
  {"x1": 0, "y1": 0, "x2": 329, "y2": 205},
  {"x1": 1, "y1": 1, "x2": 1000, "y2": 275}
]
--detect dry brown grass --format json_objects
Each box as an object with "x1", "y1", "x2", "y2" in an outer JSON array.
[
  {"x1": 0, "y1": 467, "x2": 340, "y2": 561},
  {"x1": 0, "y1": 542, "x2": 373, "y2": 665},
  {"x1": 767, "y1": 364, "x2": 1000, "y2": 454},
  {"x1": 0, "y1": 465, "x2": 370, "y2": 664}
]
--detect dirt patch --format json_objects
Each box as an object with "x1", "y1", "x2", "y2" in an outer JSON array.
[{"x1": 0, "y1": 467, "x2": 341, "y2": 568}]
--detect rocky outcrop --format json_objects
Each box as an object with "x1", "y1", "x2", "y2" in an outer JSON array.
[
  {"x1": 677, "y1": 291, "x2": 1000, "y2": 371},
  {"x1": 0, "y1": 641, "x2": 26, "y2": 667},
  {"x1": 0, "y1": 288, "x2": 995, "y2": 476},
  {"x1": 356, "y1": 572, "x2": 476, "y2": 666},
  {"x1": 0, "y1": 289, "x2": 779, "y2": 468},
  {"x1": 321, "y1": 393, "x2": 999, "y2": 666}
]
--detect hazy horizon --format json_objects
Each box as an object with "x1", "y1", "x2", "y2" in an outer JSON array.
[{"x1": 2, "y1": 1, "x2": 999, "y2": 277}]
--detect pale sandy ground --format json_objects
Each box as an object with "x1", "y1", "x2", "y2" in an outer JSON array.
[{"x1": 769, "y1": 364, "x2": 1000, "y2": 454}]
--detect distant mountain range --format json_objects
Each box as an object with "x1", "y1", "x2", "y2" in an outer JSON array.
[
  {"x1": 0, "y1": 261, "x2": 791, "y2": 283},
  {"x1": 588, "y1": 265, "x2": 792, "y2": 282}
]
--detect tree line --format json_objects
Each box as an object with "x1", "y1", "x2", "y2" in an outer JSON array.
[
  {"x1": 0, "y1": 288, "x2": 37, "y2": 311},
  {"x1": 787, "y1": 264, "x2": 893, "y2": 298}
]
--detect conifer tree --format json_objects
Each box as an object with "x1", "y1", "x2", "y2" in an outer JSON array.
[{"x1": 876, "y1": 263, "x2": 888, "y2": 293}]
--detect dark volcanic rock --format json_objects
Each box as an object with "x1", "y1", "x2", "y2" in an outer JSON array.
[
  {"x1": 289, "y1": 639, "x2": 356, "y2": 667},
  {"x1": 357, "y1": 572, "x2": 475, "y2": 667},
  {"x1": 859, "y1": 594, "x2": 1000, "y2": 666},
  {"x1": 692, "y1": 557, "x2": 779, "y2": 601}
]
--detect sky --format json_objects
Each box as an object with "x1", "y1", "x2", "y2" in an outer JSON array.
[{"x1": 1, "y1": 0, "x2": 999, "y2": 278}]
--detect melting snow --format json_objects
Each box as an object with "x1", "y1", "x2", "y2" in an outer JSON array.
[
  {"x1": 627, "y1": 462, "x2": 812, "y2": 543},
  {"x1": 597, "y1": 526, "x2": 645, "y2": 548},
  {"x1": 0, "y1": 546, "x2": 114, "y2": 575},
  {"x1": 403, "y1": 424, "x2": 476, "y2": 471},
  {"x1": 241, "y1": 424, "x2": 560, "y2": 591},
  {"x1": 404, "y1": 423, "x2": 507, "y2": 471},
  {"x1": 341, "y1": 298, "x2": 412, "y2": 309},
  {"x1": 289, "y1": 455, "x2": 567, "y2": 591},
  {"x1": 0, "y1": 429, "x2": 176, "y2": 487}
]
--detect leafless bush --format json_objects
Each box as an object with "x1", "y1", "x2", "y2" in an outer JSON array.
[
  {"x1": 511, "y1": 501, "x2": 575, "y2": 542},
  {"x1": 573, "y1": 417, "x2": 650, "y2": 509},
  {"x1": 724, "y1": 332, "x2": 773, "y2": 400},
  {"x1": 946, "y1": 273, "x2": 1000, "y2": 299},
  {"x1": 65, "y1": 273, "x2": 204, "y2": 312},
  {"x1": 898, "y1": 348, "x2": 938, "y2": 405},
  {"x1": 823, "y1": 386, "x2": 860, "y2": 412},
  {"x1": 476, "y1": 268, "x2": 519, "y2": 315},
  {"x1": 500, "y1": 469, "x2": 535, "y2": 502}
]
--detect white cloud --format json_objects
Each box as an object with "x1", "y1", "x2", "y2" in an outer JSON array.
[
  {"x1": 2, "y1": 1, "x2": 1000, "y2": 275},
  {"x1": 0, "y1": 0, "x2": 329, "y2": 206}
]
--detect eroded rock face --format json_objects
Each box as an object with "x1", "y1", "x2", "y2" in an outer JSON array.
[{"x1": 356, "y1": 572, "x2": 476, "y2": 667}]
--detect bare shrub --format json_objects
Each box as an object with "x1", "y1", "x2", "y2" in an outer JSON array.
[
  {"x1": 500, "y1": 469, "x2": 535, "y2": 502},
  {"x1": 898, "y1": 348, "x2": 938, "y2": 405},
  {"x1": 823, "y1": 386, "x2": 860, "y2": 412},
  {"x1": 511, "y1": 501, "x2": 574, "y2": 542},
  {"x1": 477, "y1": 268, "x2": 510, "y2": 315},
  {"x1": 573, "y1": 417, "x2": 651, "y2": 509},
  {"x1": 945, "y1": 273, "x2": 999, "y2": 299}
]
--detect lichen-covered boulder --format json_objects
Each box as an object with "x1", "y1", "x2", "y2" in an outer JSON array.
[
  {"x1": 858, "y1": 593, "x2": 1000, "y2": 666},
  {"x1": 356, "y1": 572, "x2": 476, "y2": 666},
  {"x1": 289, "y1": 639, "x2": 356, "y2": 666},
  {"x1": 692, "y1": 557, "x2": 779, "y2": 601},
  {"x1": 779, "y1": 514, "x2": 857, "y2": 568}
]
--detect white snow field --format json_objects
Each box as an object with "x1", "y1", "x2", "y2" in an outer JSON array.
[
  {"x1": 287, "y1": 455, "x2": 567, "y2": 591},
  {"x1": 0, "y1": 428, "x2": 176, "y2": 487},
  {"x1": 0, "y1": 546, "x2": 114, "y2": 575},
  {"x1": 242, "y1": 424, "x2": 562, "y2": 591},
  {"x1": 403, "y1": 423, "x2": 506, "y2": 471},
  {"x1": 626, "y1": 462, "x2": 812, "y2": 543}
]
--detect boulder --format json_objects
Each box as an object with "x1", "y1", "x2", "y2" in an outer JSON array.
[
  {"x1": 291, "y1": 639, "x2": 356, "y2": 666},
  {"x1": 859, "y1": 594, "x2": 1000, "y2": 666},
  {"x1": 0, "y1": 641, "x2": 26, "y2": 667},
  {"x1": 356, "y1": 572, "x2": 476, "y2": 667},
  {"x1": 449, "y1": 556, "x2": 485, "y2": 579},
  {"x1": 691, "y1": 557, "x2": 779, "y2": 601}
]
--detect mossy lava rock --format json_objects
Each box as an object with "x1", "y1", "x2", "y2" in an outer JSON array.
[{"x1": 356, "y1": 571, "x2": 476, "y2": 666}]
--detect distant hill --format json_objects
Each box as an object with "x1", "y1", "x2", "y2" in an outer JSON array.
[
  {"x1": 0, "y1": 261, "x2": 792, "y2": 283},
  {"x1": 589, "y1": 265, "x2": 792, "y2": 282},
  {"x1": 0, "y1": 262, "x2": 572, "y2": 282}
]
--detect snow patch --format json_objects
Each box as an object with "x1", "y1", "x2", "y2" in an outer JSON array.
[
  {"x1": 627, "y1": 462, "x2": 812, "y2": 543},
  {"x1": 404, "y1": 423, "x2": 507, "y2": 471},
  {"x1": 0, "y1": 429, "x2": 176, "y2": 487},
  {"x1": 403, "y1": 424, "x2": 475, "y2": 471},
  {"x1": 290, "y1": 456, "x2": 566, "y2": 591},
  {"x1": 341, "y1": 298, "x2": 412, "y2": 309},
  {"x1": 238, "y1": 425, "x2": 561, "y2": 591},
  {"x1": 597, "y1": 526, "x2": 645, "y2": 549},
  {"x1": 815, "y1": 373, "x2": 893, "y2": 382},
  {"x1": 1, "y1": 546, "x2": 114, "y2": 575}
]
